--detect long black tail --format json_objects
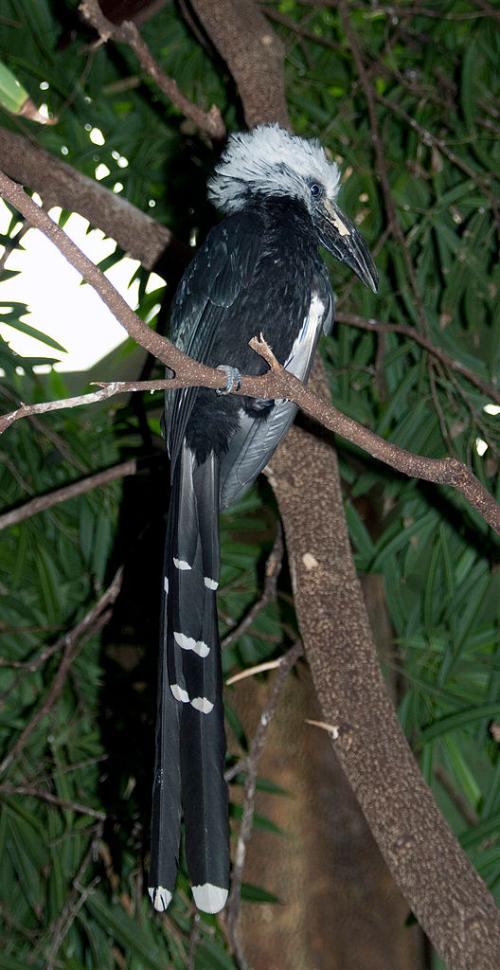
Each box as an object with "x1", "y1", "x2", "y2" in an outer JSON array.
[{"x1": 149, "y1": 442, "x2": 229, "y2": 914}]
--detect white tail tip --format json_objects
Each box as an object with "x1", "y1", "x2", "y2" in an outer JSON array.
[
  {"x1": 148, "y1": 886, "x2": 172, "y2": 912},
  {"x1": 192, "y1": 883, "x2": 228, "y2": 913}
]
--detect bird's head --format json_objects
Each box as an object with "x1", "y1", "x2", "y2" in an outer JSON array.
[{"x1": 208, "y1": 124, "x2": 378, "y2": 293}]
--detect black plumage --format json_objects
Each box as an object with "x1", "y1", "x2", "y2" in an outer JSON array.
[{"x1": 149, "y1": 124, "x2": 377, "y2": 915}]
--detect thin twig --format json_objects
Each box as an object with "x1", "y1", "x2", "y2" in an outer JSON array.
[
  {"x1": 79, "y1": 0, "x2": 224, "y2": 139},
  {"x1": 305, "y1": 718, "x2": 340, "y2": 739},
  {"x1": 187, "y1": 914, "x2": 201, "y2": 970},
  {"x1": 45, "y1": 823, "x2": 104, "y2": 970},
  {"x1": 0, "y1": 610, "x2": 112, "y2": 705},
  {"x1": 222, "y1": 524, "x2": 284, "y2": 649},
  {"x1": 336, "y1": 312, "x2": 500, "y2": 405},
  {"x1": 337, "y1": 0, "x2": 428, "y2": 333},
  {"x1": 0, "y1": 785, "x2": 106, "y2": 820},
  {"x1": 224, "y1": 758, "x2": 248, "y2": 784},
  {"x1": 376, "y1": 91, "x2": 500, "y2": 233},
  {"x1": 0, "y1": 459, "x2": 138, "y2": 531},
  {"x1": 226, "y1": 658, "x2": 283, "y2": 686},
  {"x1": 434, "y1": 765, "x2": 478, "y2": 829},
  {"x1": 226, "y1": 641, "x2": 303, "y2": 959},
  {"x1": 0, "y1": 568, "x2": 123, "y2": 775}
]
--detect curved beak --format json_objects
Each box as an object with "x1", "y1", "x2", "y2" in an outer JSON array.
[{"x1": 316, "y1": 199, "x2": 378, "y2": 293}]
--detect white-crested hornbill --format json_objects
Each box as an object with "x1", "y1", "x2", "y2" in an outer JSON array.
[{"x1": 149, "y1": 124, "x2": 378, "y2": 914}]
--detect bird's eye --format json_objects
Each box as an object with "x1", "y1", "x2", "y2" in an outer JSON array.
[{"x1": 310, "y1": 183, "x2": 323, "y2": 198}]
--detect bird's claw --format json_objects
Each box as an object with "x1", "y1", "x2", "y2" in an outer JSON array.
[{"x1": 216, "y1": 365, "x2": 241, "y2": 395}]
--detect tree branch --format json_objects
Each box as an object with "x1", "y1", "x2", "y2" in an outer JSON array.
[
  {"x1": 0, "y1": 568, "x2": 123, "y2": 776},
  {"x1": 0, "y1": 169, "x2": 497, "y2": 532},
  {"x1": 270, "y1": 366, "x2": 500, "y2": 970},
  {"x1": 0, "y1": 458, "x2": 139, "y2": 531},
  {"x1": 0, "y1": 128, "x2": 172, "y2": 270},
  {"x1": 335, "y1": 311, "x2": 500, "y2": 404},
  {"x1": 79, "y1": 0, "x2": 225, "y2": 139},
  {"x1": 189, "y1": 0, "x2": 289, "y2": 128},
  {"x1": 2, "y1": 357, "x2": 498, "y2": 532},
  {"x1": 221, "y1": 523, "x2": 284, "y2": 649},
  {"x1": 226, "y1": 641, "x2": 303, "y2": 964},
  {"x1": 0, "y1": 785, "x2": 106, "y2": 820}
]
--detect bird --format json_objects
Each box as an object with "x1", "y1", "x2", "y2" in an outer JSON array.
[{"x1": 148, "y1": 123, "x2": 378, "y2": 915}]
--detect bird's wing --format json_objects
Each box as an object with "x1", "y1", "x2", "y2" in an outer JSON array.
[
  {"x1": 166, "y1": 212, "x2": 263, "y2": 469},
  {"x1": 219, "y1": 265, "x2": 333, "y2": 509}
]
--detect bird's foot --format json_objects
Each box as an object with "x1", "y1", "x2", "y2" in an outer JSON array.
[{"x1": 216, "y1": 365, "x2": 241, "y2": 395}]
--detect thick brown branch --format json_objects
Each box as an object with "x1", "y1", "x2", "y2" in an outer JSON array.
[
  {"x1": 0, "y1": 459, "x2": 138, "y2": 531},
  {"x1": 80, "y1": 0, "x2": 225, "y2": 139},
  {"x1": 0, "y1": 129, "x2": 171, "y2": 270},
  {"x1": 270, "y1": 365, "x2": 500, "y2": 970},
  {"x1": 188, "y1": 0, "x2": 289, "y2": 128}
]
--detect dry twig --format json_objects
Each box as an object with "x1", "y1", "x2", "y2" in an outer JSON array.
[
  {"x1": 0, "y1": 785, "x2": 106, "y2": 820},
  {"x1": 0, "y1": 458, "x2": 138, "y2": 531},
  {"x1": 335, "y1": 312, "x2": 500, "y2": 405},
  {"x1": 79, "y1": 0, "x2": 225, "y2": 139},
  {"x1": 226, "y1": 641, "x2": 303, "y2": 961},
  {"x1": 222, "y1": 524, "x2": 284, "y2": 649},
  {"x1": 0, "y1": 568, "x2": 123, "y2": 775}
]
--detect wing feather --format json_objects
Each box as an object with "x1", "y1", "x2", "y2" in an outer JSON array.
[{"x1": 166, "y1": 213, "x2": 264, "y2": 469}]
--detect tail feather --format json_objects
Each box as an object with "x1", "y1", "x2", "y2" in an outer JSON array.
[
  {"x1": 148, "y1": 543, "x2": 182, "y2": 911},
  {"x1": 150, "y1": 443, "x2": 229, "y2": 914}
]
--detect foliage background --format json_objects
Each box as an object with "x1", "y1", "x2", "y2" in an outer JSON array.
[{"x1": 0, "y1": 1, "x2": 498, "y2": 967}]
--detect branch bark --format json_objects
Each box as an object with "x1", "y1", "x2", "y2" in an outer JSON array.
[
  {"x1": 189, "y1": 0, "x2": 289, "y2": 128},
  {"x1": 269, "y1": 366, "x2": 500, "y2": 969},
  {"x1": 1, "y1": 365, "x2": 498, "y2": 532},
  {"x1": 0, "y1": 128, "x2": 172, "y2": 270}
]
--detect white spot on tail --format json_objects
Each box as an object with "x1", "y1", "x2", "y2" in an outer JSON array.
[
  {"x1": 192, "y1": 883, "x2": 228, "y2": 913},
  {"x1": 164, "y1": 577, "x2": 169, "y2": 593},
  {"x1": 173, "y1": 557, "x2": 191, "y2": 570},
  {"x1": 191, "y1": 696, "x2": 214, "y2": 714},
  {"x1": 170, "y1": 684, "x2": 189, "y2": 703},
  {"x1": 173, "y1": 632, "x2": 210, "y2": 658},
  {"x1": 149, "y1": 886, "x2": 172, "y2": 912},
  {"x1": 204, "y1": 577, "x2": 219, "y2": 590}
]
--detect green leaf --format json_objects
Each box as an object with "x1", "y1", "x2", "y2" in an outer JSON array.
[
  {"x1": 240, "y1": 882, "x2": 280, "y2": 904},
  {"x1": 0, "y1": 315, "x2": 67, "y2": 354},
  {"x1": 420, "y1": 703, "x2": 500, "y2": 744},
  {"x1": 0, "y1": 60, "x2": 29, "y2": 113}
]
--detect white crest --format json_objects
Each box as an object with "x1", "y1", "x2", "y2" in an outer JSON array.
[{"x1": 208, "y1": 124, "x2": 341, "y2": 214}]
